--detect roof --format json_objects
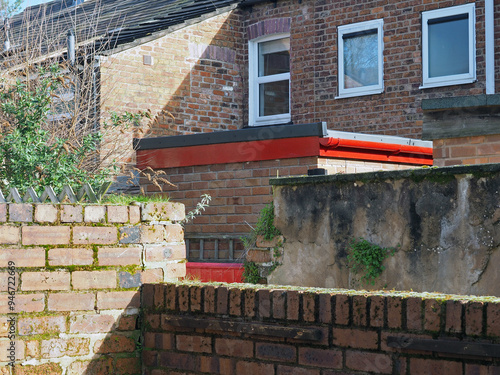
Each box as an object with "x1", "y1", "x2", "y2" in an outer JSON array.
[
  {"x1": 135, "y1": 123, "x2": 433, "y2": 169},
  {"x1": 1, "y1": 0, "x2": 246, "y2": 63}
]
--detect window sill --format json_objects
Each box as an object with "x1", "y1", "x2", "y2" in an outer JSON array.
[
  {"x1": 335, "y1": 88, "x2": 384, "y2": 100},
  {"x1": 250, "y1": 116, "x2": 292, "y2": 127},
  {"x1": 420, "y1": 77, "x2": 476, "y2": 90}
]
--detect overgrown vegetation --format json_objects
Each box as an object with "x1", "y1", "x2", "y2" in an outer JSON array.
[
  {"x1": 0, "y1": 65, "x2": 148, "y2": 194},
  {"x1": 0, "y1": 1, "x2": 153, "y2": 195},
  {"x1": 347, "y1": 238, "x2": 397, "y2": 285}
]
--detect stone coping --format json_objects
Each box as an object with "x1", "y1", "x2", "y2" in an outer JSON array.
[
  {"x1": 269, "y1": 162, "x2": 500, "y2": 187},
  {"x1": 422, "y1": 93, "x2": 500, "y2": 111}
]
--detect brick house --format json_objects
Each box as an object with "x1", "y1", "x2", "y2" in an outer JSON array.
[{"x1": 5, "y1": 0, "x2": 499, "y2": 264}]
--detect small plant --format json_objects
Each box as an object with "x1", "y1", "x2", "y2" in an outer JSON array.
[
  {"x1": 242, "y1": 202, "x2": 281, "y2": 248},
  {"x1": 255, "y1": 202, "x2": 281, "y2": 240},
  {"x1": 182, "y1": 194, "x2": 212, "y2": 224},
  {"x1": 242, "y1": 261, "x2": 261, "y2": 284},
  {"x1": 129, "y1": 167, "x2": 175, "y2": 195},
  {"x1": 346, "y1": 238, "x2": 397, "y2": 285}
]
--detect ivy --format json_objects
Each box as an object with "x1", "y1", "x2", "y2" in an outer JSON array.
[{"x1": 347, "y1": 238, "x2": 397, "y2": 285}]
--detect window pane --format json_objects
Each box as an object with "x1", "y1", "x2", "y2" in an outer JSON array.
[
  {"x1": 343, "y1": 30, "x2": 378, "y2": 89},
  {"x1": 259, "y1": 38, "x2": 290, "y2": 77},
  {"x1": 428, "y1": 15, "x2": 469, "y2": 78},
  {"x1": 259, "y1": 80, "x2": 289, "y2": 116}
]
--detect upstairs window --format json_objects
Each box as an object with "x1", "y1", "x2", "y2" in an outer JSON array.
[
  {"x1": 249, "y1": 34, "x2": 290, "y2": 126},
  {"x1": 337, "y1": 19, "x2": 384, "y2": 98},
  {"x1": 421, "y1": 3, "x2": 476, "y2": 88}
]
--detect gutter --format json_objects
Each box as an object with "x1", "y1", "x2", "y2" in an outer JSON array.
[
  {"x1": 485, "y1": 0, "x2": 495, "y2": 94},
  {"x1": 320, "y1": 138, "x2": 433, "y2": 156},
  {"x1": 136, "y1": 124, "x2": 433, "y2": 169}
]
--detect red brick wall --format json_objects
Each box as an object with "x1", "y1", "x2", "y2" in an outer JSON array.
[
  {"x1": 433, "y1": 134, "x2": 500, "y2": 166},
  {"x1": 141, "y1": 156, "x2": 415, "y2": 236},
  {"x1": 142, "y1": 157, "x2": 318, "y2": 235},
  {"x1": 99, "y1": 10, "x2": 244, "y2": 167},
  {"x1": 101, "y1": 0, "x2": 497, "y2": 152},
  {"x1": 143, "y1": 282, "x2": 500, "y2": 375},
  {"x1": 0, "y1": 202, "x2": 185, "y2": 373},
  {"x1": 101, "y1": 11, "x2": 243, "y2": 136},
  {"x1": 241, "y1": 0, "x2": 490, "y2": 137}
]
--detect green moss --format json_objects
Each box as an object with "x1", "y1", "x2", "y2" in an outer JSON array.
[
  {"x1": 120, "y1": 264, "x2": 142, "y2": 274},
  {"x1": 92, "y1": 245, "x2": 99, "y2": 265},
  {"x1": 409, "y1": 170, "x2": 456, "y2": 185},
  {"x1": 102, "y1": 193, "x2": 169, "y2": 205},
  {"x1": 166, "y1": 280, "x2": 500, "y2": 304}
]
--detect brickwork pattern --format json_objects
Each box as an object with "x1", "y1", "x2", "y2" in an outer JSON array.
[
  {"x1": 141, "y1": 157, "x2": 415, "y2": 235},
  {"x1": 105, "y1": 0, "x2": 499, "y2": 144},
  {"x1": 143, "y1": 283, "x2": 500, "y2": 375},
  {"x1": 99, "y1": 10, "x2": 244, "y2": 167},
  {"x1": 0, "y1": 202, "x2": 186, "y2": 374},
  {"x1": 433, "y1": 134, "x2": 500, "y2": 167},
  {"x1": 242, "y1": 0, "x2": 492, "y2": 137}
]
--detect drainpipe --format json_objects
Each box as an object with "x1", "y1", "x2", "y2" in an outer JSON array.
[
  {"x1": 485, "y1": 0, "x2": 494, "y2": 94},
  {"x1": 92, "y1": 55, "x2": 100, "y2": 132},
  {"x1": 67, "y1": 29, "x2": 75, "y2": 66},
  {"x1": 3, "y1": 19, "x2": 10, "y2": 52}
]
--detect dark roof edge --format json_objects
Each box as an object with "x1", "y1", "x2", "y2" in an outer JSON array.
[
  {"x1": 239, "y1": 0, "x2": 275, "y2": 7},
  {"x1": 102, "y1": 4, "x2": 240, "y2": 56},
  {"x1": 134, "y1": 122, "x2": 327, "y2": 150}
]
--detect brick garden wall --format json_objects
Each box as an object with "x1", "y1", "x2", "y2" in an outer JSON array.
[
  {"x1": 142, "y1": 282, "x2": 500, "y2": 375},
  {"x1": 0, "y1": 202, "x2": 186, "y2": 374}
]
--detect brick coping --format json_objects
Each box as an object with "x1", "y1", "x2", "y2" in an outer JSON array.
[{"x1": 168, "y1": 281, "x2": 500, "y2": 303}]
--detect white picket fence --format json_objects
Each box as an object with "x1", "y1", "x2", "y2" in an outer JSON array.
[{"x1": 0, "y1": 182, "x2": 112, "y2": 203}]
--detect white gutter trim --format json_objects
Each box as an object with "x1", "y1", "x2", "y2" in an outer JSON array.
[
  {"x1": 325, "y1": 130, "x2": 433, "y2": 148},
  {"x1": 485, "y1": 0, "x2": 495, "y2": 94}
]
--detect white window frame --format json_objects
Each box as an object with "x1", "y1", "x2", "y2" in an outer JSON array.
[
  {"x1": 336, "y1": 19, "x2": 384, "y2": 99},
  {"x1": 248, "y1": 33, "x2": 291, "y2": 126},
  {"x1": 421, "y1": 3, "x2": 476, "y2": 89}
]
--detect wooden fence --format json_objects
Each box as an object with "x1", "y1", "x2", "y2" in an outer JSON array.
[{"x1": 0, "y1": 182, "x2": 112, "y2": 203}]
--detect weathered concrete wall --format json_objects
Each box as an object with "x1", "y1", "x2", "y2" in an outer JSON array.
[{"x1": 270, "y1": 164, "x2": 500, "y2": 297}]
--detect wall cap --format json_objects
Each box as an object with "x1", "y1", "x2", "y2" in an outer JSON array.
[{"x1": 270, "y1": 163, "x2": 500, "y2": 187}]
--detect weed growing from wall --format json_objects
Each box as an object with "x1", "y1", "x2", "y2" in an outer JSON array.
[
  {"x1": 242, "y1": 202, "x2": 283, "y2": 283},
  {"x1": 242, "y1": 261, "x2": 261, "y2": 284},
  {"x1": 182, "y1": 194, "x2": 211, "y2": 224},
  {"x1": 242, "y1": 202, "x2": 281, "y2": 248},
  {"x1": 347, "y1": 238, "x2": 397, "y2": 285}
]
